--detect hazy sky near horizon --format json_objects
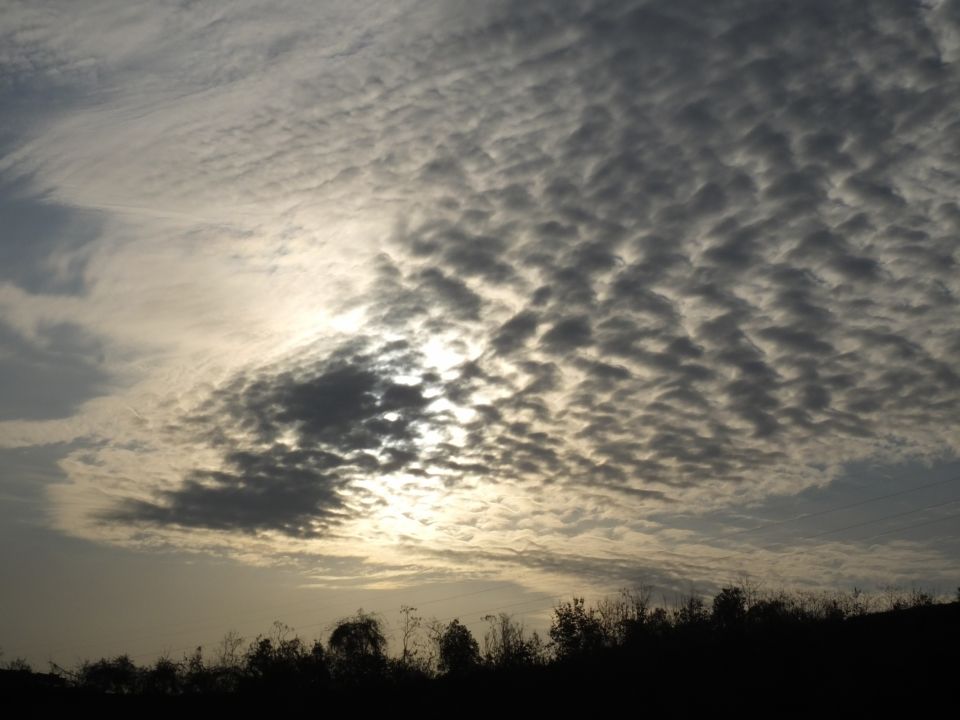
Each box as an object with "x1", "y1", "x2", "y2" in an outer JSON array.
[{"x1": 2, "y1": 0, "x2": 960, "y2": 665}]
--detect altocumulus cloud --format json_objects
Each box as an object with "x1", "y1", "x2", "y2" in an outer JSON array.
[
  {"x1": 106, "y1": 339, "x2": 445, "y2": 537},
  {"x1": 3, "y1": 0, "x2": 960, "y2": 593}
]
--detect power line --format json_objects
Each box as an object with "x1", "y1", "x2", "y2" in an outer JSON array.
[
  {"x1": 801, "y1": 497, "x2": 960, "y2": 541},
  {"x1": 857, "y1": 510, "x2": 960, "y2": 544},
  {"x1": 651, "y1": 494, "x2": 960, "y2": 577},
  {"x1": 719, "y1": 473, "x2": 960, "y2": 539}
]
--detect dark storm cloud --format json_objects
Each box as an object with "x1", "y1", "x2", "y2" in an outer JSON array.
[
  {"x1": 108, "y1": 340, "x2": 446, "y2": 536},
  {"x1": 0, "y1": 320, "x2": 110, "y2": 421}
]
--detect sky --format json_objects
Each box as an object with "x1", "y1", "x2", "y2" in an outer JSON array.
[{"x1": 2, "y1": 0, "x2": 960, "y2": 667}]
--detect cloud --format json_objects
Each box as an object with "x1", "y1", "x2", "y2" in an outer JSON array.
[
  {"x1": 107, "y1": 454, "x2": 349, "y2": 539},
  {"x1": 413, "y1": 268, "x2": 484, "y2": 322},
  {"x1": 0, "y1": 442, "x2": 86, "y2": 521},
  {"x1": 0, "y1": 178, "x2": 102, "y2": 296},
  {"x1": 540, "y1": 316, "x2": 593, "y2": 353},
  {"x1": 492, "y1": 311, "x2": 539, "y2": 355},
  {"x1": 106, "y1": 339, "x2": 446, "y2": 536},
  {"x1": 0, "y1": 319, "x2": 110, "y2": 421},
  {"x1": 3, "y1": 0, "x2": 959, "y2": 594}
]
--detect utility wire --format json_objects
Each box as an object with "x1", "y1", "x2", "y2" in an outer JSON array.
[
  {"x1": 801, "y1": 497, "x2": 960, "y2": 541},
  {"x1": 719, "y1": 473, "x2": 960, "y2": 539},
  {"x1": 856, "y1": 510, "x2": 960, "y2": 544}
]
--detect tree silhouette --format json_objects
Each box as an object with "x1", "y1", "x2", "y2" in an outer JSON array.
[
  {"x1": 5, "y1": 579, "x2": 956, "y2": 706},
  {"x1": 181, "y1": 646, "x2": 215, "y2": 694},
  {"x1": 482, "y1": 613, "x2": 544, "y2": 669},
  {"x1": 673, "y1": 591, "x2": 708, "y2": 629},
  {"x1": 327, "y1": 610, "x2": 388, "y2": 685},
  {"x1": 242, "y1": 623, "x2": 328, "y2": 694},
  {"x1": 712, "y1": 586, "x2": 747, "y2": 631},
  {"x1": 550, "y1": 597, "x2": 607, "y2": 659},
  {"x1": 398, "y1": 605, "x2": 423, "y2": 668},
  {"x1": 437, "y1": 619, "x2": 480, "y2": 676},
  {"x1": 596, "y1": 586, "x2": 653, "y2": 644}
]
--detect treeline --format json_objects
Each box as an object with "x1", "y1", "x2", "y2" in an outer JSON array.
[{"x1": 2, "y1": 583, "x2": 958, "y2": 710}]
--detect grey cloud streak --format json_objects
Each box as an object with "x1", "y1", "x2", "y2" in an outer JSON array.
[
  {"x1": 0, "y1": 181, "x2": 102, "y2": 296},
  {"x1": 0, "y1": 319, "x2": 110, "y2": 421}
]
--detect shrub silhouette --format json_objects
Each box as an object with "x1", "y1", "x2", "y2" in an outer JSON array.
[
  {"x1": 140, "y1": 656, "x2": 182, "y2": 696},
  {"x1": 78, "y1": 654, "x2": 139, "y2": 694},
  {"x1": 242, "y1": 630, "x2": 328, "y2": 694},
  {"x1": 746, "y1": 594, "x2": 799, "y2": 627}
]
